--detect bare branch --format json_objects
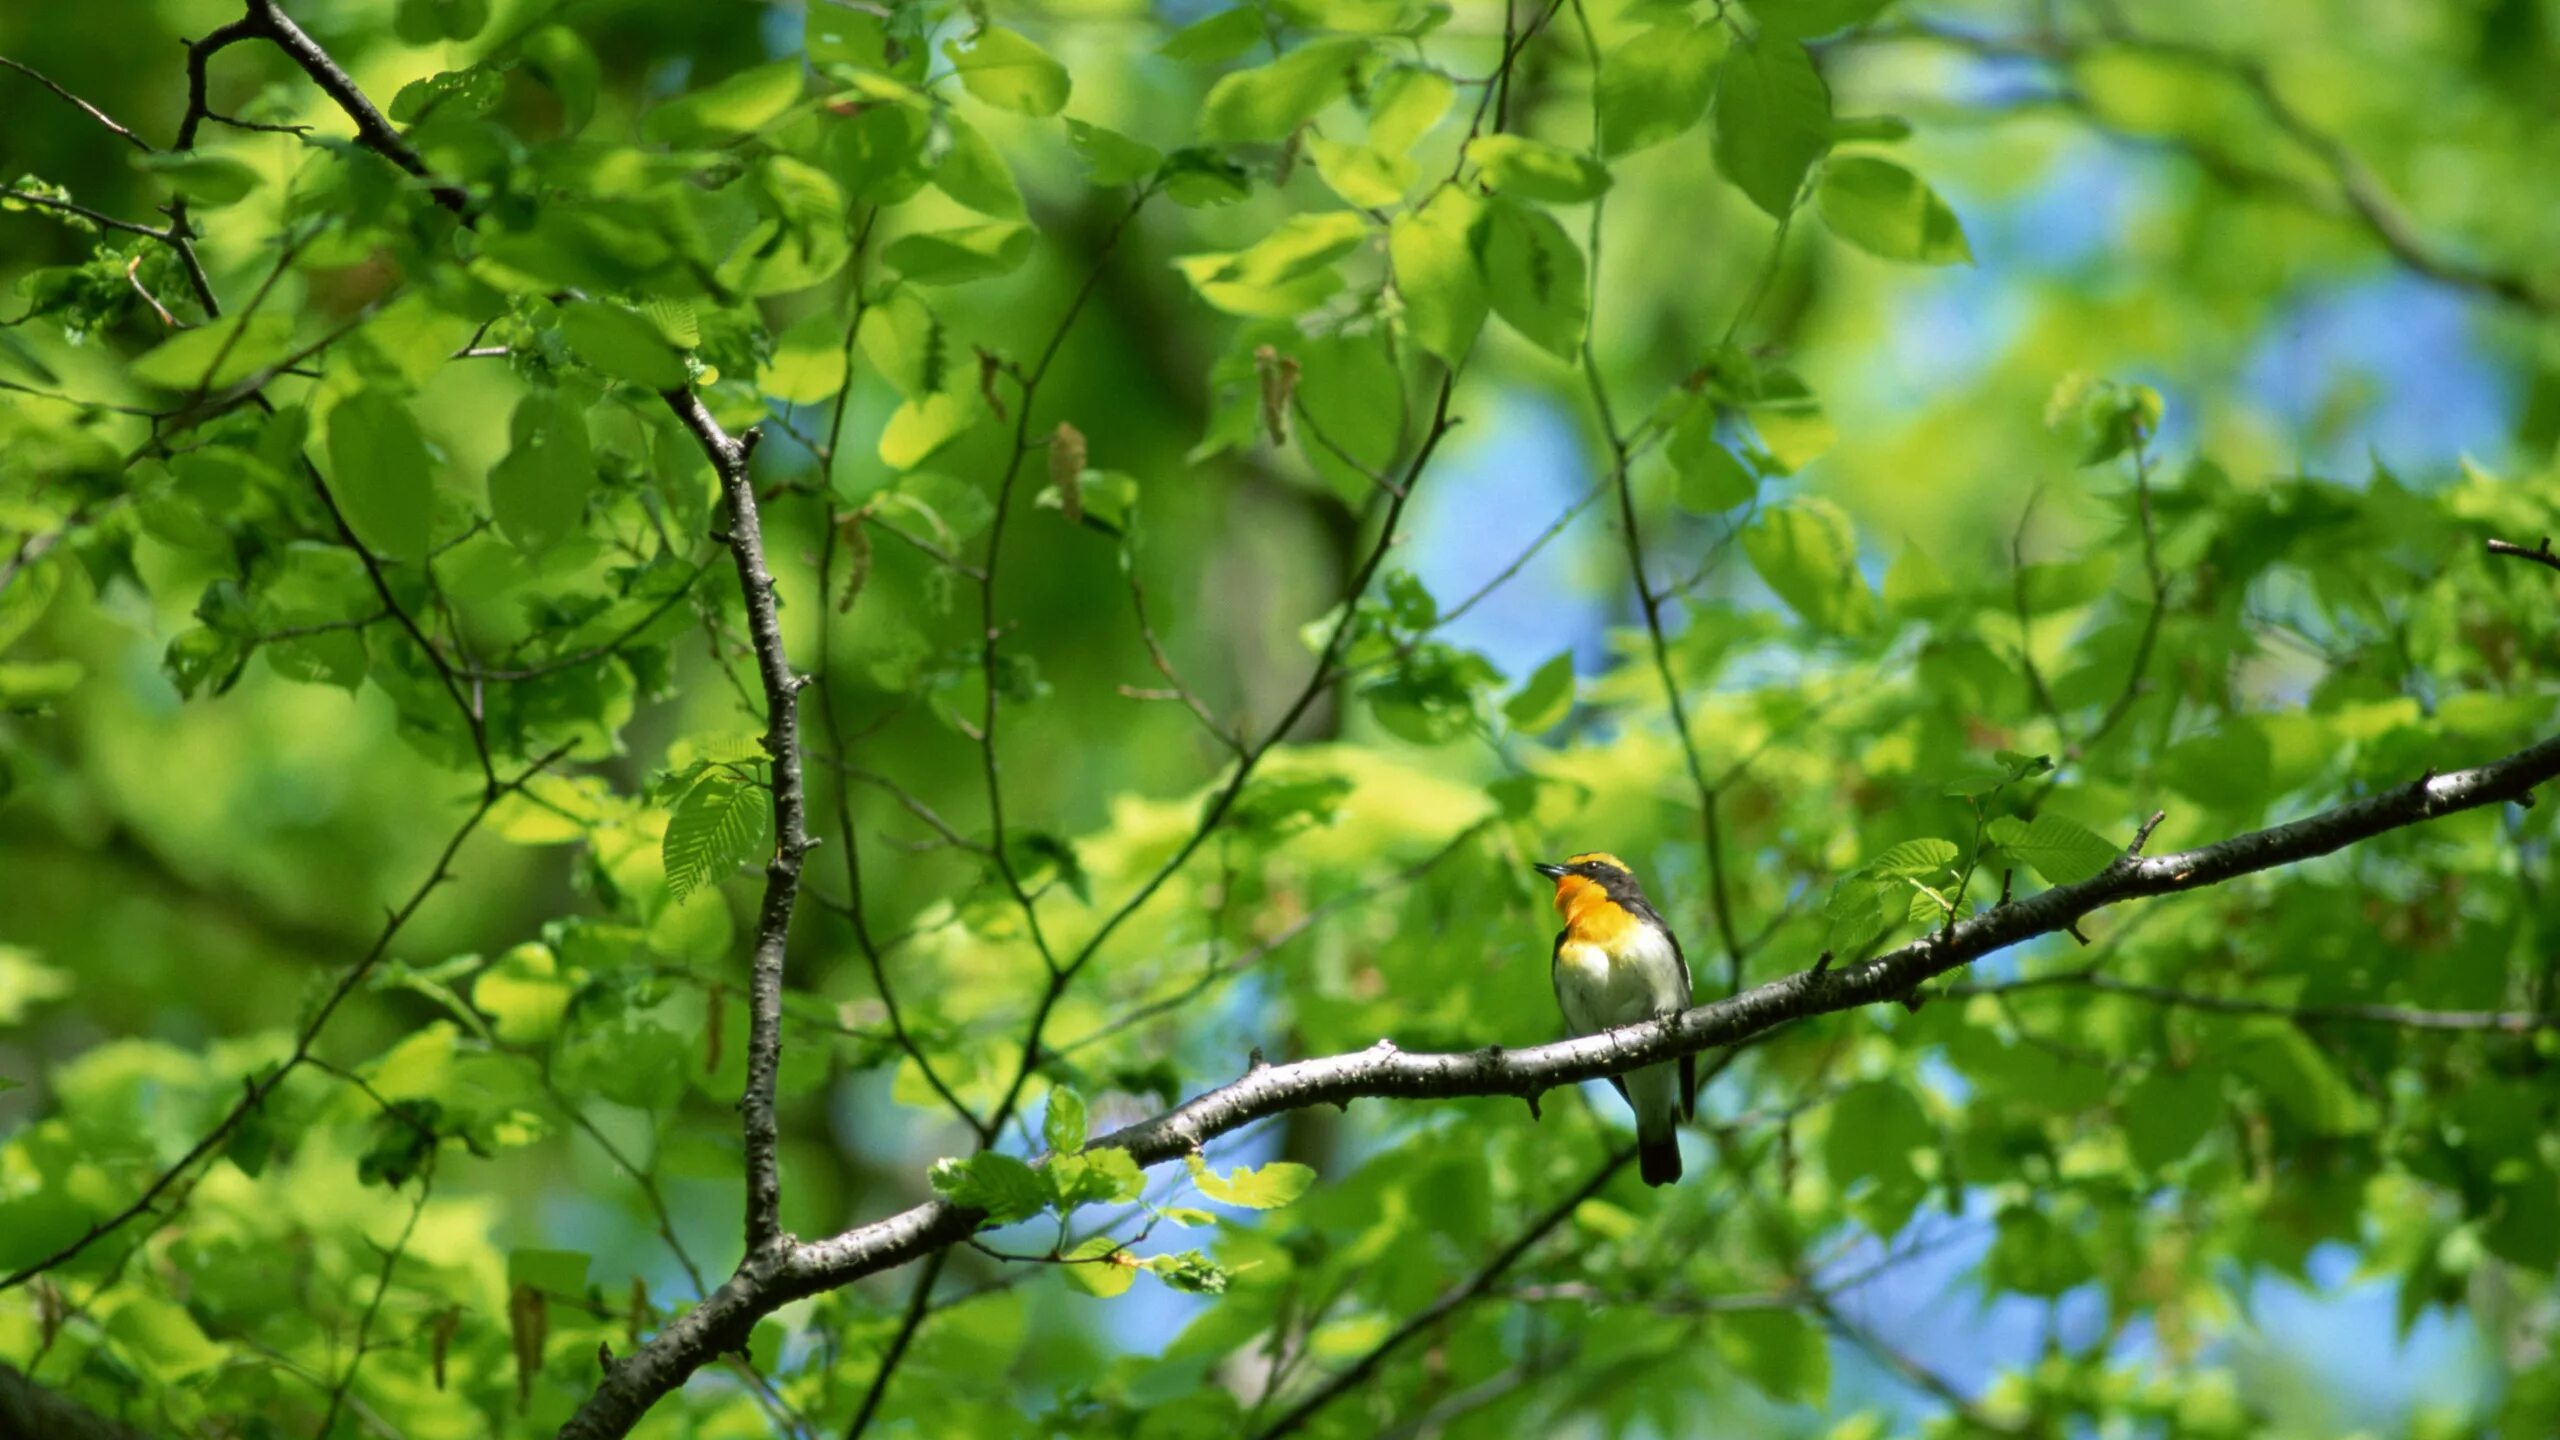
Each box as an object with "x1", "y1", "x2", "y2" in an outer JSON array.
[
  {"x1": 561, "y1": 728, "x2": 2560, "y2": 1438},
  {"x1": 2487, "y1": 536, "x2": 2560, "y2": 578},
  {"x1": 0, "y1": 55, "x2": 152, "y2": 150},
  {"x1": 666, "y1": 392, "x2": 812, "y2": 1258}
]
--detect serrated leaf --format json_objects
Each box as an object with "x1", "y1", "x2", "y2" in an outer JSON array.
[
  {"x1": 1985, "y1": 814, "x2": 2118, "y2": 885},
  {"x1": 662, "y1": 771, "x2": 771, "y2": 904},
  {"x1": 1060, "y1": 1236, "x2": 1139, "y2": 1296},
  {"x1": 1188, "y1": 1154, "x2": 1316, "y2": 1209},
  {"x1": 929, "y1": 1152, "x2": 1048, "y2": 1222},
  {"x1": 1049, "y1": 1146, "x2": 1144, "y2": 1209},
  {"x1": 1044, "y1": 1085, "x2": 1088, "y2": 1155},
  {"x1": 1863, "y1": 838, "x2": 1958, "y2": 878}
]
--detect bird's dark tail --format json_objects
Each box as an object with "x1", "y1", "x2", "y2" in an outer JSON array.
[{"x1": 1637, "y1": 1125, "x2": 1682, "y2": 1187}]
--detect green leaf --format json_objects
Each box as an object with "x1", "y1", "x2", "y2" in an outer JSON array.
[
  {"x1": 759, "y1": 308, "x2": 850, "y2": 405},
  {"x1": 489, "y1": 390, "x2": 593, "y2": 555},
  {"x1": 1817, "y1": 156, "x2": 1971, "y2": 264},
  {"x1": 1742, "y1": 498, "x2": 1869, "y2": 632},
  {"x1": 1272, "y1": 0, "x2": 1450, "y2": 34},
  {"x1": 388, "y1": 66, "x2": 505, "y2": 125},
  {"x1": 1176, "y1": 211, "x2": 1367, "y2": 318},
  {"x1": 1199, "y1": 37, "x2": 1374, "y2": 142},
  {"x1": 1366, "y1": 65, "x2": 1453, "y2": 152},
  {"x1": 1667, "y1": 406, "x2": 1757, "y2": 512},
  {"x1": 559, "y1": 300, "x2": 688, "y2": 390},
  {"x1": 1188, "y1": 1154, "x2": 1316, "y2": 1209},
  {"x1": 878, "y1": 392, "x2": 982, "y2": 471},
  {"x1": 945, "y1": 27, "x2": 1071, "y2": 116},
  {"x1": 1145, "y1": 1250, "x2": 1232, "y2": 1294},
  {"x1": 1755, "y1": 0, "x2": 1895, "y2": 39},
  {"x1": 1067, "y1": 120, "x2": 1163, "y2": 186},
  {"x1": 475, "y1": 943, "x2": 572, "y2": 1044},
  {"x1": 1503, "y1": 651, "x2": 1575, "y2": 733},
  {"x1": 1050, "y1": 1146, "x2": 1144, "y2": 1209},
  {"x1": 1713, "y1": 1309, "x2": 1830, "y2": 1406},
  {"x1": 134, "y1": 150, "x2": 261, "y2": 208},
  {"x1": 1984, "y1": 814, "x2": 2118, "y2": 885},
  {"x1": 2121, "y1": 1064, "x2": 2222, "y2": 1170},
  {"x1": 884, "y1": 222, "x2": 1035, "y2": 285},
  {"x1": 1597, "y1": 23, "x2": 1719, "y2": 156},
  {"x1": 2234, "y1": 1024, "x2": 2373, "y2": 1135},
  {"x1": 1823, "y1": 1079, "x2": 1932, "y2": 1234},
  {"x1": 1864, "y1": 838, "x2": 1958, "y2": 878},
  {"x1": 858, "y1": 289, "x2": 948, "y2": 399},
  {"x1": 935, "y1": 115, "x2": 1025, "y2": 218},
  {"x1": 1713, "y1": 38, "x2": 1831, "y2": 218},
  {"x1": 662, "y1": 770, "x2": 771, "y2": 904},
  {"x1": 395, "y1": 0, "x2": 488, "y2": 43},
  {"x1": 104, "y1": 1298, "x2": 227, "y2": 1383},
  {"x1": 1389, "y1": 187, "x2": 1487, "y2": 365},
  {"x1": 1824, "y1": 876, "x2": 1887, "y2": 954},
  {"x1": 930, "y1": 1152, "x2": 1048, "y2": 1222},
  {"x1": 1308, "y1": 137, "x2": 1414, "y2": 207},
  {"x1": 644, "y1": 59, "x2": 804, "y2": 144},
  {"x1": 1161, "y1": 7, "x2": 1267, "y2": 64},
  {"x1": 128, "y1": 312, "x2": 296, "y2": 393},
  {"x1": 1468, "y1": 135, "x2": 1611, "y2": 203},
  {"x1": 1060, "y1": 1236, "x2": 1140, "y2": 1296},
  {"x1": 325, "y1": 388, "x2": 434, "y2": 561},
  {"x1": 1045, "y1": 1085, "x2": 1088, "y2": 1155},
  {"x1": 1470, "y1": 197, "x2": 1587, "y2": 358}
]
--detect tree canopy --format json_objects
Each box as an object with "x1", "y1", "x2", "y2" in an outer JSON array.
[{"x1": 3, "y1": 0, "x2": 2558, "y2": 1436}]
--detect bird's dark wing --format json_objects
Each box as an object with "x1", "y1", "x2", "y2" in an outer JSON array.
[{"x1": 1627, "y1": 896, "x2": 1699, "y2": 1122}]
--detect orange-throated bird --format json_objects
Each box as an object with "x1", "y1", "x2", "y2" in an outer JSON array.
[{"x1": 1534, "y1": 853, "x2": 1696, "y2": 1186}]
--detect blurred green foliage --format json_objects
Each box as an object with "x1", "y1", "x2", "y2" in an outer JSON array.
[{"x1": 2, "y1": 0, "x2": 2559, "y2": 1435}]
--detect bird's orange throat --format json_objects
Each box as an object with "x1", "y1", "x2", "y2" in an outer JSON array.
[{"x1": 1551, "y1": 876, "x2": 1640, "y2": 944}]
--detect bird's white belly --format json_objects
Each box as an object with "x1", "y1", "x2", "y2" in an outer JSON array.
[{"x1": 1555, "y1": 925, "x2": 1685, "y2": 1037}]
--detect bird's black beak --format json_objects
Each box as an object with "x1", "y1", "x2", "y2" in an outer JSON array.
[{"x1": 1533, "y1": 862, "x2": 1568, "y2": 879}]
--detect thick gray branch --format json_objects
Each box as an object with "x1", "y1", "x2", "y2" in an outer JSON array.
[{"x1": 560, "y1": 732, "x2": 2560, "y2": 1438}]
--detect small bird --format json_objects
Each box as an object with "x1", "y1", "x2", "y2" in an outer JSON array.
[{"x1": 1535, "y1": 853, "x2": 1695, "y2": 1186}]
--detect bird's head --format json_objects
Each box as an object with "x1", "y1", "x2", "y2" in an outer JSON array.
[{"x1": 1533, "y1": 852, "x2": 1638, "y2": 917}]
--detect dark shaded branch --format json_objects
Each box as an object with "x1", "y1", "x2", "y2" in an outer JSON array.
[
  {"x1": 1251, "y1": 1149, "x2": 1633, "y2": 1440},
  {"x1": 1952, "y1": 972, "x2": 2560, "y2": 1033},
  {"x1": 0, "y1": 56, "x2": 152, "y2": 150},
  {"x1": 2488, "y1": 536, "x2": 2560, "y2": 578},
  {"x1": 666, "y1": 391, "x2": 810, "y2": 1257},
  {"x1": 236, "y1": 0, "x2": 469, "y2": 211},
  {"x1": 839, "y1": 1247, "x2": 950, "y2": 1440},
  {"x1": 0, "y1": 745, "x2": 571, "y2": 1295},
  {"x1": 0, "y1": 1363, "x2": 152, "y2": 1440}
]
